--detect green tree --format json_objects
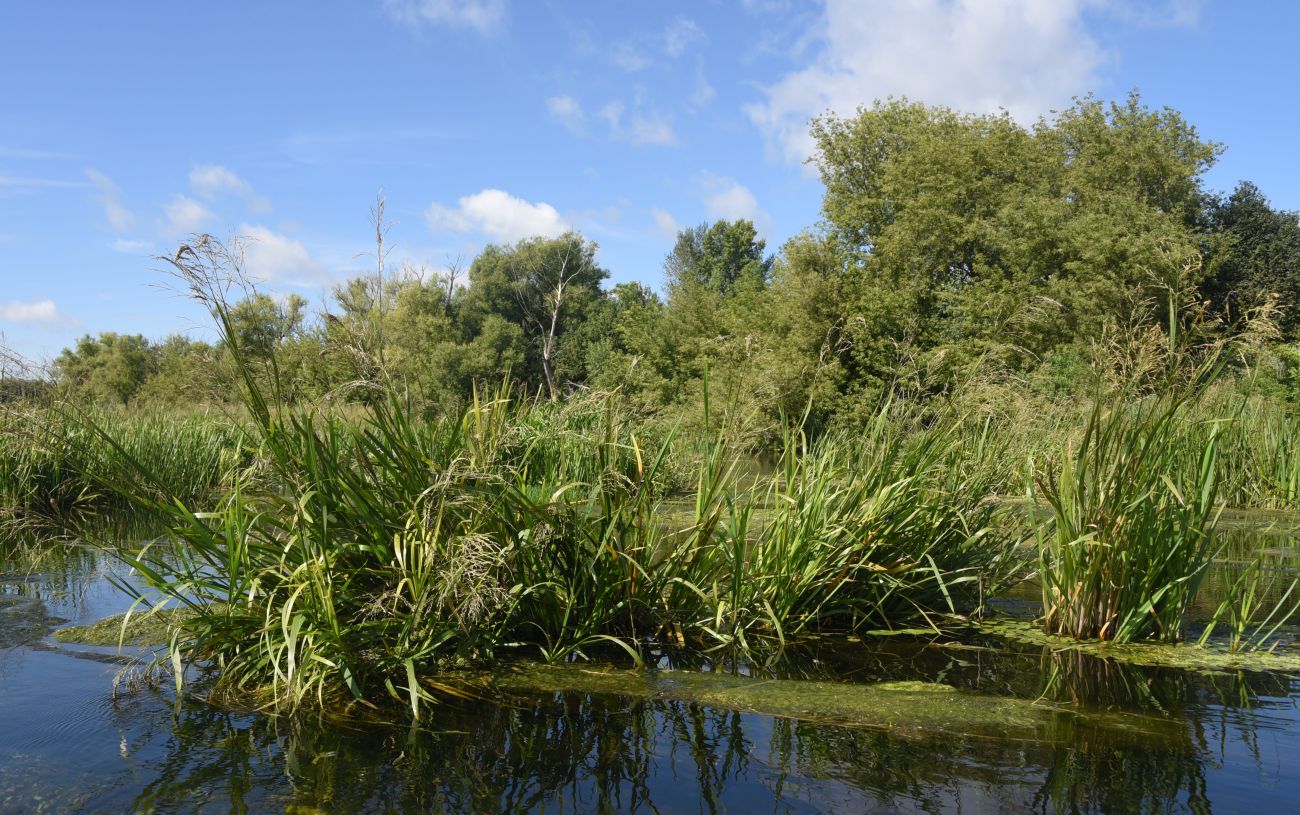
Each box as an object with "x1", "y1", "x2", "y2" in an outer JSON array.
[
  {"x1": 1203, "y1": 181, "x2": 1300, "y2": 340},
  {"x1": 54, "y1": 332, "x2": 157, "y2": 405},
  {"x1": 808, "y1": 92, "x2": 1220, "y2": 396},
  {"x1": 665, "y1": 220, "x2": 772, "y2": 296},
  {"x1": 462, "y1": 233, "x2": 607, "y2": 399}
]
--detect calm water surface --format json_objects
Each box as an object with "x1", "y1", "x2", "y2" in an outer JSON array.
[{"x1": 2, "y1": 524, "x2": 1300, "y2": 814}]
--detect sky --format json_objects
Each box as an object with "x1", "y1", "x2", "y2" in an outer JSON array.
[{"x1": 3, "y1": 0, "x2": 1299, "y2": 364}]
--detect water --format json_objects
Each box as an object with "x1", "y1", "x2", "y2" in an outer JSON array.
[{"x1": 3, "y1": 529, "x2": 1300, "y2": 814}]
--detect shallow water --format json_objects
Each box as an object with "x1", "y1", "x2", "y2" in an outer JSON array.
[{"x1": 3, "y1": 527, "x2": 1300, "y2": 814}]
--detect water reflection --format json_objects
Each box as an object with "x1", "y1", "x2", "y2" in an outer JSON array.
[
  {"x1": 3, "y1": 527, "x2": 1300, "y2": 813},
  {"x1": 33, "y1": 664, "x2": 1277, "y2": 814}
]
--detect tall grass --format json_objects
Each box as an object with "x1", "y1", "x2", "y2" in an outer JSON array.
[
  {"x1": 1033, "y1": 396, "x2": 1223, "y2": 642},
  {"x1": 690, "y1": 411, "x2": 1024, "y2": 649},
  {"x1": 79, "y1": 236, "x2": 1023, "y2": 713},
  {"x1": 0, "y1": 406, "x2": 247, "y2": 533}
]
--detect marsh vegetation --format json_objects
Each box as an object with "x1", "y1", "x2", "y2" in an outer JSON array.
[{"x1": 3, "y1": 93, "x2": 1300, "y2": 812}]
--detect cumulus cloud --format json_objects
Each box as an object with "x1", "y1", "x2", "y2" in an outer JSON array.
[
  {"x1": 547, "y1": 95, "x2": 585, "y2": 134},
  {"x1": 237, "y1": 224, "x2": 331, "y2": 285},
  {"x1": 700, "y1": 173, "x2": 772, "y2": 237},
  {"x1": 85, "y1": 169, "x2": 136, "y2": 231},
  {"x1": 650, "y1": 207, "x2": 680, "y2": 239},
  {"x1": 664, "y1": 17, "x2": 704, "y2": 57},
  {"x1": 746, "y1": 0, "x2": 1109, "y2": 162},
  {"x1": 0, "y1": 298, "x2": 79, "y2": 327},
  {"x1": 382, "y1": 0, "x2": 508, "y2": 34},
  {"x1": 162, "y1": 195, "x2": 215, "y2": 234},
  {"x1": 426, "y1": 189, "x2": 569, "y2": 243}
]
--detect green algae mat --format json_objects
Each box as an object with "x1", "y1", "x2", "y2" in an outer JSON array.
[
  {"x1": 977, "y1": 618, "x2": 1300, "y2": 674},
  {"x1": 53, "y1": 608, "x2": 193, "y2": 647},
  {"x1": 494, "y1": 662, "x2": 1188, "y2": 746}
]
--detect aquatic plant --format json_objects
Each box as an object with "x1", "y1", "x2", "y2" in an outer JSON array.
[
  {"x1": 78, "y1": 237, "x2": 1023, "y2": 713},
  {"x1": 1033, "y1": 395, "x2": 1223, "y2": 643},
  {"x1": 0, "y1": 406, "x2": 247, "y2": 534}
]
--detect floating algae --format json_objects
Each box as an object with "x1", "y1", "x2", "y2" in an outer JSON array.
[
  {"x1": 494, "y1": 662, "x2": 1187, "y2": 746},
  {"x1": 979, "y1": 618, "x2": 1300, "y2": 674},
  {"x1": 53, "y1": 608, "x2": 193, "y2": 647}
]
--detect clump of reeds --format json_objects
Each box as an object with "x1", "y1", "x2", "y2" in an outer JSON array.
[
  {"x1": 1030, "y1": 281, "x2": 1284, "y2": 644},
  {"x1": 0, "y1": 405, "x2": 246, "y2": 534},
  {"x1": 80, "y1": 236, "x2": 1024, "y2": 714},
  {"x1": 1033, "y1": 396, "x2": 1222, "y2": 642}
]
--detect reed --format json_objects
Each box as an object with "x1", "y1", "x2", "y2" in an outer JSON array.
[
  {"x1": 1033, "y1": 396, "x2": 1223, "y2": 642},
  {"x1": 74, "y1": 237, "x2": 1026, "y2": 713}
]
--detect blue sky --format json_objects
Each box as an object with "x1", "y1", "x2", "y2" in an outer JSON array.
[{"x1": 3, "y1": 0, "x2": 1298, "y2": 364}]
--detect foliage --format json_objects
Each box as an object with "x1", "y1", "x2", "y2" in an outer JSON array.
[{"x1": 1203, "y1": 181, "x2": 1300, "y2": 341}]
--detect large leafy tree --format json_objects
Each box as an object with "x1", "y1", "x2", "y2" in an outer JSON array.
[
  {"x1": 54, "y1": 332, "x2": 157, "y2": 405},
  {"x1": 1203, "y1": 181, "x2": 1300, "y2": 341},
  {"x1": 462, "y1": 232, "x2": 608, "y2": 399},
  {"x1": 809, "y1": 93, "x2": 1220, "y2": 395},
  {"x1": 665, "y1": 219, "x2": 772, "y2": 296}
]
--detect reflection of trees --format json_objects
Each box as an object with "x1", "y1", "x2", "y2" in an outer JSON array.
[{"x1": 97, "y1": 666, "x2": 1294, "y2": 815}]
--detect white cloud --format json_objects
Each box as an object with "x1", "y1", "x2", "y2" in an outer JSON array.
[
  {"x1": 426, "y1": 189, "x2": 569, "y2": 243},
  {"x1": 597, "y1": 100, "x2": 677, "y2": 147},
  {"x1": 189, "y1": 164, "x2": 250, "y2": 197},
  {"x1": 0, "y1": 176, "x2": 81, "y2": 189},
  {"x1": 628, "y1": 115, "x2": 677, "y2": 147},
  {"x1": 237, "y1": 224, "x2": 330, "y2": 285},
  {"x1": 162, "y1": 195, "x2": 215, "y2": 234},
  {"x1": 650, "y1": 207, "x2": 680, "y2": 239},
  {"x1": 746, "y1": 0, "x2": 1108, "y2": 162},
  {"x1": 691, "y1": 66, "x2": 716, "y2": 108},
  {"x1": 85, "y1": 169, "x2": 136, "y2": 231},
  {"x1": 664, "y1": 17, "x2": 704, "y2": 57},
  {"x1": 547, "y1": 95, "x2": 585, "y2": 134},
  {"x1": 383, "y1": 0, "x2": 508, "y2": 34},
  {"x1": 612, "y1": 42, "x2": 651, "y2": 72},
  {"x1": 700, "y1": 173, "x2": 772, "y2": 237},
  {"x1": 111, "y1": 238, "x2": 154, "y2": 253},
  {"x1": 189, "y1": 164, "x2": 272, "y2": 213},
  {"x1": 0, "y1": 298, "x2": 79, "y2": 327},
  {"x1": 599, "y1": 101, "x2": 625, "y2": 133}
]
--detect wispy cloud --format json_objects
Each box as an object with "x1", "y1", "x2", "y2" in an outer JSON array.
[
  {"x1": 746, "y1": 0, "x2": 1108, "y2": 162},
  {"x1": 85, "y1": 169, "x2": 137, "y2": 231},
  {"x1": 650, "y1": 207, "x2": 680, "y2": 239},
  {"x1": 596, "y1": 99, "x2": 677, "y2": 147},
  {"x1": 0, "y1": 298, "x2": 80, "y2": 327},
  {"x1": 0, "y1": 176, "x2": 82, "y2": 189},
  {"x1": 427, "y1": 189, "x2": 570, "y2": 243},
  {"x1": 189, "y1": 164, "x2": 271, "y2": 213},
  {"x1": 0, "y1": 146, "x2": 75, "y2": 160},
  {"x1": 382, "y1": 0, "x2": 508, "y2": 34},
  {"x1": 546, "y1": 95, "x2": 585, "y2": 134},
  {"x1": 111, "y1": 238, "x2": 154, "y2": 254},
  {"x1": 664, "y1": 17, "x2": 704, "y2": 57},
  {"x1": 611, "y1": 42, "x2": 651, "y2": 72}
]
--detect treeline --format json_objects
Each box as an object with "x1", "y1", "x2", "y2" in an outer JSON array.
[{"x1": 36, "y1": 94, "x2": 1300, "y2": 427}]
